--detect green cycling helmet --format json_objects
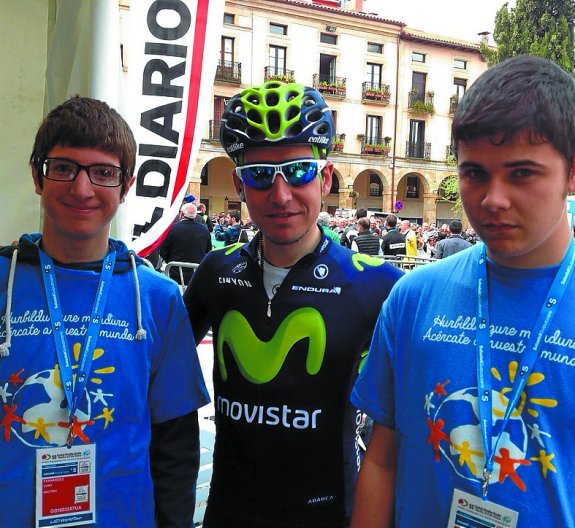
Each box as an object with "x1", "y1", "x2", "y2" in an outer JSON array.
[{"x1": 220, "y1": 81, "x2": 335, "y2": 163}]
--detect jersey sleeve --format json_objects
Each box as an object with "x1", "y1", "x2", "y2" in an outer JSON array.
[{"x1": 149, "y1": 289, "x2": 210, "y2": 424}]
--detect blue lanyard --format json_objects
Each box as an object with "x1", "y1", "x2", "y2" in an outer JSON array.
[
  {"x1": 38, "y1": 247, "x2": 116, "y2": 447},
  {"x1": 475, "y1": 239, "x2": 575, "y2": 496}
]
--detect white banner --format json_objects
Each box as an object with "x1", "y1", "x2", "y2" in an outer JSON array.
[{"x1": 123, "y1": 0, "x2": 224, "y2": 256}]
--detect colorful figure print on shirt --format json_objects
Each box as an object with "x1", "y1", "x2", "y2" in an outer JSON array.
[
  {"x1": 424, "y1": 360, "x2": 558, "y2": 492},
  {"x1": 1, "y1": 343, "x2": 115, "y2": 447}
]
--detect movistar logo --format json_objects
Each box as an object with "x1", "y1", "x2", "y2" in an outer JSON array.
[
  {"x1": 217, "y1": 308, "x2": 326, "y2": 384},
  {"x1": 351, "y1": 253, "x2": 385, "y2": 271}
]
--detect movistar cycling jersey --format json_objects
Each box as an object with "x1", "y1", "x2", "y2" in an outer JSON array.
[{"x1": 185, "y1": 232, "x2": 403, "y2": 527}]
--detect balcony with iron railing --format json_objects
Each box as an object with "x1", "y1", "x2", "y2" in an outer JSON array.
[
  {"x1": 407, "y1": 90, "x2": 435, "y2": 117},
  {"x1": 264, "y1": 66, "x2": 295, "y2": 83},
  {"x1": 362, "y1": 82, "x2": 391, "y2": 104},
  {"x1": 313, "y1": 73, "x2": 346, "y2": 99},
  {"x1": 332, "y1": 133, "x2": 346, "y2": 152},
  {"x1": 405, "y1": 141, "x2": 431, "y2": 160},
  {"x1": 215, "y1": 59, "x2": 242, "y2": 84},
  {"x1": 449, "y1": 95, "x2": 459, "y2": 115},
  {"x1": 361, "y1": 136, "x2": 391, "y2": 156},
  {"x1": 208, "y1": 120, "x2": 221, "y2": 141}
]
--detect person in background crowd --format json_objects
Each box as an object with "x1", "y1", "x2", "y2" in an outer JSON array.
[
  {"x1": 351, "y1": 54, "x2": 575, "y2": 528},
  {"x1": 196, "y1": 202, "x2": 214, "y2": 232},
  {"x1": 434, "y1": 219, "x2": 472, "y2": 259},
  {"x1": 160, "y1": 202, "x2": 212, "y2": 284},
  {"x1": 351, "y1": 217, "x2": 382, "y2": 255},
  {"x1": 400, "y1": 219, "x2": 418, "y2": 259},
  {"x1": 185, "y1": 81, "x2": 403, "y2": 528},
  {"x1": 318, "y1": 211, "x2": 341, "y2": 244},
  {"x1": 380, "y1": 214, "x2": 406, "y2": 257},
  {"x1": 341, "y1": 208, "x2": 367, "y2": 248},
  {"x1": 214, "y1": 209, "x2": 242, "y2": 245},
  {"x1": 0, "y1": 97, "x2": 209, "y2": 527}
]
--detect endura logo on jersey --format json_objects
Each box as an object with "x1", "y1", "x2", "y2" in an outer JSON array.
[
  {"x1": 232, "y1": 262, "x2": 247, "y2": 274},
  {"x1": 217, "y1": 307, "x2": 326, "y2": 384},
  {"x1": 291, "y1": 285, "x2": 342, "y2": 295},
  {"x1": 313, "y1": 264, "x2": 329, "y2": 280}
]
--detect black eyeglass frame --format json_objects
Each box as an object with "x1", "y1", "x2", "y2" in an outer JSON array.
[{"x1": 41, "y1": 157, "x2": 127, "y2": 188}]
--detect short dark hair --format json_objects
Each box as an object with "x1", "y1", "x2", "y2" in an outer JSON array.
[
  {"x1": 449, "y1": 219, "x2": 463, "y2": 234},
  {"x1": 356, "y1": 208, "x2": 368, "y2": 219},
  {"x1": 358, "y1": 217, "x2": 370, "y2": 230},
  {"x1": 385, "y1": 214, "x2": 397, "y2": 228},
  {"x1": 228, "y1": 210, "x2": 241, "y2": 223},
  {"x1": 30, "y1": 97, "x2": 136, "y2": 193},
  {"x1": 452, "y1": 55, "x2": 575, "y2": 166}
]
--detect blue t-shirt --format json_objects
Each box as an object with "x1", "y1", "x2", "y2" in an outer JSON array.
[
  {"x1": 0, "y1": 235, "x2": 209, "y2": 527},
  {"x1": 352, "y1": 245, "x2": 575, "y2": 527}
]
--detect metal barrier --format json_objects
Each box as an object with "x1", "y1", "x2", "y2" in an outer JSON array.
[
  {"x1": 379, "y1": 254, "x2": 437, "y2": 270},
  {"x1": 163, "y1": 261, "x2": 200, "y2": 292}
]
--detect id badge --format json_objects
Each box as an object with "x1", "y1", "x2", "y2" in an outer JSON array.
[
  {"x1": 447, "y1": 489, "x2": 518, "y2": 528},
  {"x1": 35, "y1": 444, "x2": 96, "y2": 527}
]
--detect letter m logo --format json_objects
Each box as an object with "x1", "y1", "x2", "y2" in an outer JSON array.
[{"x1": 217, "y1": 308, "x2": 326, "y2": 384}]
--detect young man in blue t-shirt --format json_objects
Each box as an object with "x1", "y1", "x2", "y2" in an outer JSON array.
[
  {"x1": 351, "y1": 56, "x2": 575, "y2": 527},
  {"x1": 0, "y1": 97, "x2": 209, "y2": 527}
]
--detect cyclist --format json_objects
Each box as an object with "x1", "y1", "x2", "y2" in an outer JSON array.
[{"x1": 184, "y1": 81, "x2": 403, "y2": 527}]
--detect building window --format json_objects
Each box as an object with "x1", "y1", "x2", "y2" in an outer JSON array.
[
  {"x1": 366, "y1": 63, "x2": 382, "y2": 86},
  {"x1": 320, "y1": 33, "x2": 338, "y2": 45},
  {"x1": 369, "y1": 174, "x2": 382, "y2": 196},
  {"x1": 454, "y1": 78, "x2": 467, "y2": 99},
  {"x1": 200, "y1": 165, "x2": 208, "y2": 186},
  {"x1": 270, "y1": 22, "x2": 287, "y2": 35},
  {"x1": 269, "y1": 45, "x2": 286, "y2": 74},
  {"x1": 366, "y1": 115, "x2": 382, "y2": 144},
  {"x1": 412, "y1": 52, "x2": 426, "y2": 63},
  {"x1": 221, "y1": 36, "x2": 234, "y2": 63},
  {"x1": 319, "y1": 54, "x2": 337, "y2": 83},
  {"x1": 454, "y1": 58, "x2": 467, "y2": 70},
  {"x1": 223, "y1": 13, "x2": 234, "y2": 24},
  {"x1": 408, "y1": 120, "x2": 425, "y2": 158},
  {"x1": 406, "y1": 175, "x2": 420, "y2": 199},
  {"x1": 367, "y1": 42, "x2": 383, "y2": 54}
]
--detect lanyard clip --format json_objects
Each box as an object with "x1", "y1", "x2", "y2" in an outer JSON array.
[{"x1": 482, "y1": 467, "x2": 491, "y2": 497}]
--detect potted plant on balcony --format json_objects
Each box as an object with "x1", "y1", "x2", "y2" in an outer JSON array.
[
  {"x1": 332, "y1": 135, "x2": 345, "y2": 152},
  {"x1": 356, "y1": 133, "x2": 366, "y2": 142},
  {"x1": 364, "y1": 86, "x2": 391, "y2": 102},
  {"x1": 409, "y1": 99, "x2": 435, "y2": 117}
]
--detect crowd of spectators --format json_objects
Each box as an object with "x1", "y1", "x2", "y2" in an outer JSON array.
[{"x1": 318, "y1": 210, "x2": 479, "y2": 260}]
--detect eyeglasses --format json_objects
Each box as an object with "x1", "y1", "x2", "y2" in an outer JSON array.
[
  {"x1": 234, "y1": 159, "x2": 327, "y2": 190},
  {"x1": 42, "y1": 158, "x2": 126, "y2": 187}
]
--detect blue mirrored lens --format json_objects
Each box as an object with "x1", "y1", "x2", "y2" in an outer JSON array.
[{"x1": 239, "y1": 161, "x2": 319, "y2": 190}]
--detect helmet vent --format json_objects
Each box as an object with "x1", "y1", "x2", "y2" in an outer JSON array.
[
  {"x1": 286, "y1": 90, "x2": 299, "y2": 102},
  {"x1": 285, "y1": 122, "x2": 303, "y2": 138},
  {"x1": 286, "y1": 105, "x2": 300, "y2": 121},
  {"x1": 232, "y1": 104, "x2": 245, "y2": 115},
  {"x1": 265, "y1": 92, "x2": 280, "y2": 107},
  {"x1": 247, "y1": 126, "x2": 266, "y2": 140},
  {"x1": 227, "y1": 116, "x2": 246, "y2": 132},
  {"x1": 314, "y1": 123, "x2": 329, "y2": 135},
  {"x1": 247, "y1": 109, "x2": 262, "y2": 124},
  {"x1": 302, "y1": 95, "x2": 316, "y2": 107},
  {"x1": 267, "y1": 111, "x2": 281, "y2": 134},
  {"x1": 307, "y1": 109, "x2": 323, "y2": 122},
  {"x1": 247, "y1": 94, "x2": 260, "y2": 105}
]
